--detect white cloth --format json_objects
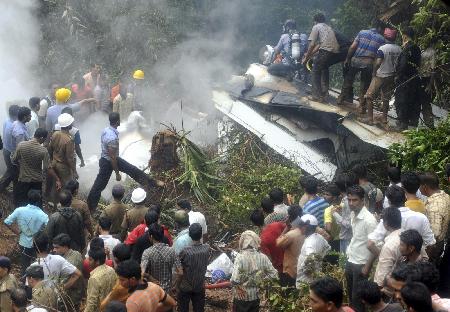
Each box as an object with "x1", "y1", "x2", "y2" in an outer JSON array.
[
  {"x1": 274, "y1": 203, "x2": 289, "y2": 215},
  {"x1": 308, "y1": 23, "x2": 339, "y2": 53},
  {"x1": 32, "y1": 254, "x2": 76, "y2": 282},
  {"x1": 188, "y1": 210, "x2": 208, "y2": 235},
  {"x1": 27, "y1": 305, "x2": 48, "y2": 312},
  {"x1": 296, "y1": 233, "x2": 330, "y2": 287},
  {"x1": 373, "y1": 229, "x2": 401, "y2": 286},
  {"x1": 376, "y1": 43, "x2": 402, "y2": 77},
  {"x1": 347, "y1": 207, "x2": 378, "y2": 265},
  {"x1": 368, "y1": 207, "x2": 436, "y2": 246},
  {"x1": 26, "y1": 111, "x2": 39, "y2": 138},
  {"x1": 85, "y1": 234, "x2": 121, "y2": 259}
]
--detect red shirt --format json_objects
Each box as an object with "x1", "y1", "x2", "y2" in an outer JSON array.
[
  {"x1": 260, "y1": 221, "x2": 286, "y2": 273},
  {"x1": 125, "y1": 223, "x2": 173, "y2": 246}
]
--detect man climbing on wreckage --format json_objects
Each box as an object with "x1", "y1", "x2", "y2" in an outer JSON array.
[
  {"x1": 87, "y1": 112, "x2": 164, "y2": 212},
  {"x1": 268, "y1": 19, "x2": 308, "y2": 81}
]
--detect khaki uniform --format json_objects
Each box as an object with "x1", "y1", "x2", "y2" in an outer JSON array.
[
  {"x1": 32, "y1": 280, "x2": 58, "y2": 311},
  {"x1": 48, "y1": 130, "x2": 75, "y2": 185},
  {"x1": 72, "y1": 197, "x2": 93, "y2": 234},
  {"x1": 121, "y1": 205, "x2": 148, "y2": 232},
  {"x1": 0, "y1": 274, "x2": 18, "y2": 312},
  {"x1": 101, "y1": 199, "x2": 129, "y2": 235},
  {"x1": 85, "y1": 264, "x2": 117, "y2": 312},
  {"x1": 63, "y1": 249, "x2": 84, "y2": 312}
]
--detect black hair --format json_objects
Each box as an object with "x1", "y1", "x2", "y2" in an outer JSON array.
[
  {"x1": 346, "y1": 185, "x2": 365, "y2": 199},
  {"x1": 300, "y1": 176, "x2": 318, "y2": 194},
  {"x1": 261, "y1": 197, "x2": 275, "y2": 214},
  {"x1": 177, "y1": 199, "x2": 192, "y2": 211},
  {"x1": 144, "y1": 209, "x2": 159, "y2": 226},
  {"x1": 149, "y1": 204, "x2": 162, "y2": 215},
  {"x1": 61, "y1": 106, "x2": 73, "y2": 116},
  {"x1": 352, "y1": 164, "x2": 368, "y2": 179},
  {"x1": 310, "y1": 277, "x2": 343, "y2": 308},
  {"x1": 391, "y1": 263, "x2": 421, "y2": 283},
  {"x1": 189, "y1": 223, "x2": 203, "y2": 241},
  {"x1": 88, "y1": 248, "x2": 106, "y2": 265},
  {"x1": 305, "y1": 224, "x2": 317, "y2": 236},
  {"x1": 402, "y1": 26, "x2": 415, "y2": 39},
  {"x1": 34, "y1": 128, "x2": 48, "y2": 140},
  {"x1": 419, "y1": 172, "x2": 439, "y2": 189},
  {"x1": 112, "y1": 243, "x2": 131, "y2": 263},
  {"x1": 29, "y1": 97, "x2": 40, "y2": 110},
  {"x1": 33, "y1": 231, "x2": 49, "y2": 253},
  {"x1": 59, "y1": 189, "x2": 73, "y2": 207},
  {"x1": 372, "y1": 19, "x2": 385, "y2": 32},
  {"x1": 325, "y1": 183, "x2": 341, "y2": 197},
  {"x1": 98, "y1": 216, "x2": 112, "y2": 231},
  {"x1": 250, "y1": 209, "x2": 264, "y2": 227},
  {"x1": 268, "y1": 188, "x2": 284, "y2": 204},
  {"x1": 383, "y1": 207, "x2": 402, "y2": 230},
  {"x1": 109, "y1": 112, "x2": 120, "y2": 125},
  {"x1": 387, "y1": 166, "x2": 401, "y2": 184},
  {"x1": 8, "y1": 104, "x2": 20, "y2": 119},
  {"x1": 148, "y1": 223, "x2": 164, "y2": 242},
  {"x1": 27, "y1": 189, "x2": 42, "y2": 207},
  {"x1": 400, "y1": 229, "x2": 423, "y2": 254},
  {"x1": 401, "y1": 172, "x2": 421, "y2": 194},
  {"x1": 53, "y1": 233, "x2": 71, "y2": 247},
  {"x1": 64, "y1": 179, "x2": 79, "y2": 195},
  {"x1": 416, "y1": 262, "x2": 440, "y2": 293},
  {"x1": 89, "y1": 237, "x2": 105, "y2": 251},
  {"x1": 104, "y1": 301, "x2": 127, "y2": 312},
  {"x1": 115, "y1": 259, "x2": 141, "y2": 279},
  {"x1": 313, "y1": 13, "x2": 326, "y2": 23},
  {"x1": 357, "y1": 280, "x2": 382, "y2": 305},
  {"x1": 385, "y1": 185, "x2": 406, "y2": 208},
  {"x1": 288, "y1": 204, "x2": 302, "y2": 222},
  {"x1": 335, "y1": 172, "x2": 358, "y2": 193},
  {"x1": 10, "y1": 288, "x2": 28, "y2": 308},
  {"x1": 401, "y1": 282, "x2": 432, "y2": 312},
  {"x1": 112, "y1": 185, "x2": 125, "y2": 199},
  {"x1": 17, "y1": 107, "x2": 31, "y2": 122}
]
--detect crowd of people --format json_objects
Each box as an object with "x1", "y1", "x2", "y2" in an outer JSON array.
[{"x1": 269, "y1": 13, "x2": 435, "y2": 130}]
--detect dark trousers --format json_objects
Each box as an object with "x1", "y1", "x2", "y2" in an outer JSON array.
[
  {"x1": 339, "y1": 64, "x2": 373, "y2": 105},
  {"x1": 87, "y1": 157, "x2": 154, "y2": 211},
  {"x1": 280, "y1": 272, "x2": 296, "y2": 287},
  {"x1": 14, "y1": 181, "x2": 42, "y2": 208},
  {"x1": 394, "y1": 77, "x2": 421, "y2": 127},
  {"x1": 438, "y1": 237, "x2": 450, "y2": 297},
  {"x1": 20, "y1": 246, "x2": 36, "y2": 277},
  {"x1": 233, "y1": 299, "x2": 260, "y2": 312},
  {"x1": 177, "y1": 289, "x2": 205, "y2": 312},
  {"x1": 345, "y1": 262, "x2": 367, "y2": 312},
  {"x1": 418, "y1": 77, "x2": 434, "y2": 127},
  {"x1": 0, "y1": 149, "x2": 18, "y2": 192},
  {"x1": 268, "y1": 63, "x2": 294, "y2": 79},
  {"x1": 312, "y1": 50, "x2": 340, "y2": 98}
]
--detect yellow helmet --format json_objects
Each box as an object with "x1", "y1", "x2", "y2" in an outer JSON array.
[
  {"x1": 55, "y1": 88, "x2": 72, "y2": 103},
  {"x1": 133, "y1": 69, "x2": 145, "y2": 80}
]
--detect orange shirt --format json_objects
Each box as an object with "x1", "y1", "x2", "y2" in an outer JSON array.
[{"x1": 100, "y1": 280, "x2": 129, "y2": 311}]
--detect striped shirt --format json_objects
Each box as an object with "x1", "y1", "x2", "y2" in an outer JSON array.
[
  {"x1": 231, "y1": 249, "x2": 277, "y2": 301},
  {"x1": 179, "y1": 243, "x2": 209, "y2": 293},
  {"x1": 303, "y1": 197, "x2": 329, "y2": 227},
  {"x1": 126, "y1": 282, "x2": 166, "y2": 312},
  {"x1": 12, "y1": 140, "x2": 50, "y2": 182},
  {"x1": 141, "y1": 243, "x2": 180, "y2": 292},
  {"x1": 264, "y1": 211, "x2": 288, "y2": 226},
  {"x1": 353, "y1": 29, "x2": 385, "y2": 59}
]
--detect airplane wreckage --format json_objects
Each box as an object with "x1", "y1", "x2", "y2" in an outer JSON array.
[{"x1": 212, "y1": 63, "x2": 448, "y2": 182}]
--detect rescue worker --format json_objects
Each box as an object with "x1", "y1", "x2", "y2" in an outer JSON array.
[
  {"x1": 268, "y1": 19, "x2": 299, "y2": 81},
  {"x1": 129, "y1": 69, "x2": 145, "y2": 112},
  {"x1": 394, "y1": 27, "x2": 422, "y2": 130},
  {"x1": 39, "y1": 83, "x2": 60, "y2": 128}
]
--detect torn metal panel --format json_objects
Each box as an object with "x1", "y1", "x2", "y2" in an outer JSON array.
[{"x1": 213, "y1": 90, "x2": 337, "y2": 181}]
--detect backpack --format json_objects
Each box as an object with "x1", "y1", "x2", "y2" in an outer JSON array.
[{"x1": 364, "y1": 182, "x2": 382, "y2": 213}]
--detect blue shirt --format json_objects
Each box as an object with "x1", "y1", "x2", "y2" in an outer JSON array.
[
  {"x1": 45, "y1": 102, "x2": 81, "y2": 131},
  {"x1": 11, "y1": 121, "x2": 29, "y2": 152},
  {"x1": 353, "y1": 29, "x2": 385, "y2": 59},
  {"x1": 2, "y1": 119, "x2": 15, "y2": 152},
  {"x1": 303, "y1": 197, "x2": 329, "y2": 228},
  {"x1": 101, "y1": 126, "x2": 119, "y2": 160},
  {"x1": 4, "y1": 204, "x2": 49, "y2": 248},
  {"x1": 174, "y1": 228, "x2": 193, "y2": 255}
]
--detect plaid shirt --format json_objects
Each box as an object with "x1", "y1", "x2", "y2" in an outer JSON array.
[
  {"x1": 141, "y1": 243, "x2": 180, "y2": 292},
  {"x1": 425, "y1": 191, "x2": 450, "y2": 242},
  {"x1": 179, "y1": 243, "x2": 209, "y2": 293}
]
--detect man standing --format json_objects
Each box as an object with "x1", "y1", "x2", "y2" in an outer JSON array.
[
  {"x1": 101, "y1": 184, "x2": 129, "y2": 237},
  {"x1": 262, "y1": 197, "x2": 287, "y2": 226},
  {"x1": 177, "y1": 199, "x2": 208, "y2": 242},
  {"x1": 302, "y1": 13, "x2": 340, "y2": 103},
  {"x1": 121, "y1": 187, "x2": 148, "y2": 233},
  {"x1": 64, "y1": 179, "x2": 93, "y2": 237},
  {"x1": 337, "y1": 21, "x2": 386, "y2": 107},
  {"x1": 115, "y1": 259, "x2": 176, "y2": 312},
  {"x1": 401, "y1": 172, "x2": 426, "y2": 213},
  {"x1": 177, "y1": 223, "x2": 210, "y2": 312},
  {"x1": 87, "y1": 216, "x2": 121, "y2": 260},
  {"x1": 0, "y1": 257, "x2": 18, "y2": 312},
  {"x1": 419, "y1": 172, "x2": 450, "y2": 263},
  {"x1": 269, "y1": 188, "x2": 289, "y2": 214},
  {"x1": 39, "y1": 83, "x2": 59, "y2": 128},
  {"x1": 26, "y1": 97, "x2": 40, "y2": 138},
  {"x1": 4, "y1": 190, "x2": 48, "y2": 274},
  {"x1": 46, "y1": 190, "x2": 85, "y2": 252},
  {"x1": 24, "y1": 265, "x2": 58, "y2": 311},
  {"x1": 85, "y1": 248, "x2": 117, "y2": 312},
  {"x1": 11, "y1": 128, "x2": 53, "y2": 207},
  {"x1": 87, "y1": 112, "x2": 163, "y2": 211},
  {"x1": 11, "y1": 107, "x2": 31, "y2": 152},
  {"x1": 309, "y1": 277, "x2": 351, "y2": 312},
  {"x1": 173, "y1": 210, "x2": 193, "y2": 255},
  {"x1": 0, "y1": 105, "x2": 20, "y2": 192},
  {"x1": 10, "y1": 288, "x2": 48, "y2": 312},
  {"x1": 398, "y1": 229, "x2": 425, "y2": 265},
  {"x1": 345, "y1": 185, "x2": 377, "y2": 312},
  {"x1": 301, "y1": 176, "x2": 329, "y2": 227}
]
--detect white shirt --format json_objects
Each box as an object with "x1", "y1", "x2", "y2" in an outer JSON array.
[
  {"x1": 296, "y1": 233, "x2": 330, "y2": 287},
  {"x1": 26, "y1": 111, "x2": 39, "y2": 138},
  {"x1": 188, "y1": 210, "x2": 208, "y2": 235},
  {"x1": 27, "y1": 305, "x2": 48, "y2": 312},
  {"x1": 368, "y1": 207, "x2": 436, "y2": 246},
  {"x1": 373, "y1": 229, "x2": 401, "y2": 286},
  {"x1": 85, "y1": 234, "x2": 121, "y2": 259},
  {"x1": 32, "y1": 254, "x2": 76, "y2": 282},
  {"x1": 347, "y1": 207, "x2": 378, "y2": 265},
  {"x1": 274, "y1": 203, "x2": 289, "y2": 215}
]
